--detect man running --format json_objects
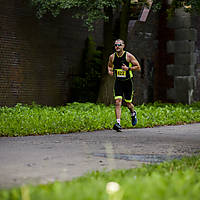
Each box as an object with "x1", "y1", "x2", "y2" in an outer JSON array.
[{"x1": 108, "y1": 39, "x2": 141, "y2": 132}]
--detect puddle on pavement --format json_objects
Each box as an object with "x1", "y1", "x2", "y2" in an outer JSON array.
[{"x1": 93, "y1": 153, "x2": 182, "y2": 163}]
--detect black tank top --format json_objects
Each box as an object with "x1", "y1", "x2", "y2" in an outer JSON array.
[{"x1": 113, "y1": 51, "x2": 130, "y2": 80}]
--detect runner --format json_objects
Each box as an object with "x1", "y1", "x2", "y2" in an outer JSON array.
[{"x1": 107, "y1": 39, "x2": 141, "y2": 131}]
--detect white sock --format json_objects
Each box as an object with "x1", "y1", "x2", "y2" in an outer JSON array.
[
  {"x1": 117, "y1": 119, "x2": 120, "y2": 125},
  {"x1": 131, "y1": 111, "x2": 135, "y2": 117}
]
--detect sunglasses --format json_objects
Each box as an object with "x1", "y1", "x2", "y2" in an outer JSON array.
[{"x1": 114, "y1": 44, "x2": 123, "y2": 47}]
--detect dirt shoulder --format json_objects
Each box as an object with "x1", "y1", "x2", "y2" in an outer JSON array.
[{"x1": 0, "y1": 123, "x2": 200, "y2": 188}]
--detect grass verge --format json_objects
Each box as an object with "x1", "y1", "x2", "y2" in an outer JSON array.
[{"x1": 0, "y1": 101, "x2": 200, "y2": 136}]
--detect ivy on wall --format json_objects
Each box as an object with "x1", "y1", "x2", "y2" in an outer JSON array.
[{"x1": 71, "y1": 36, "x2": 103, "y2": 102}]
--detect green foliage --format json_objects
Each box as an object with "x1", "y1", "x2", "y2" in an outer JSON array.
[
  {"x1": 122, "y1": 101, "x2": 200, "y2": 128},
  {"x1": 31, "y1": 0, "x2": 200, "y2": 30},
  {"x1": 151, "y1": 0, "x2": 162, "y2": 12},
  {"x1": 31, "y1": 0, "x2": 153, "y2": 30},
  {"x1": 31, "y1": 0, "x2": 122, "y2": 30},
  {"x1": 0, "y1": 155, "x2": 200, "y2": 200},
  {"x1": 0, "y1": 101, "x2": 200, "y2": 136},
  {"x1": 71, "y1": 36, "x2": 103, "y2": 102},
  {"x1": 173, "y1": 0, "x2": 200, "y2": 13},
  {"x1": 152, "y1": 0, "x2": 200, "y2": 17}
]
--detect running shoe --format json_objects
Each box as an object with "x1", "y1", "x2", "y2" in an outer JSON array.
[
  {"x1": 113, "y1": 123, "x2": 122, "y2": 132},
  {"x1": 131, "y1": 111, "x2": 137, "y2": 126}
]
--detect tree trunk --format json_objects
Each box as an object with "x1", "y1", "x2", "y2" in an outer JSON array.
[
  {"x1": 120, "y1": 0, "x2": 130, "y2": 42},
  {"x1": 97, "y1": 7, "x2": 115, "y2": 105},
  {"x1": 97, "y1": 2, "x2": 131, "y2": 105}
]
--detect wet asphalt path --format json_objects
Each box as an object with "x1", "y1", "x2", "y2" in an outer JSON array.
[{"x1": 0, "y1": 123, "x2": 200, "y2": 188}]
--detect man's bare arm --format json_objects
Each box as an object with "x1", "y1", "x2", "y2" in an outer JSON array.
[
  {"x1": 128, "y1": 53, "x2": 141, "y2": 71},
  {"x1": 108, "y1": 54, "x2": 114, "y2": 76}
]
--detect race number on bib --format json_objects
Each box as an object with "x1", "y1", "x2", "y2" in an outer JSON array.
[{"x1": 116, "y1": 69, "x2": 126, "y2": 78}]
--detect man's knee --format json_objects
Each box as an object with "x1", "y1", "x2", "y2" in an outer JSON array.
[
  {"x1": 115, "y1": 99, "x2": 122, "y2": 107},
  {"x1": 126, "y1": 102, "x2": 133, "y2": 109}
]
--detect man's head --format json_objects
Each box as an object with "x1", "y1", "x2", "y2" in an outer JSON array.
[{"x1": 114, "y1": 39, "x2": 125, "y2": 53}]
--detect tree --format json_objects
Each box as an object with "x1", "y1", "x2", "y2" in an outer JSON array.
[{"x1": 31, "y1": 0, "x2": 122, "y2": 30}]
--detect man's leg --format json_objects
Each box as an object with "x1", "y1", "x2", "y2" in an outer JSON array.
[
  {"x1": 113, "y1": 80, "x2": 123, "y2": 131},
  {"x1": 115, "y1": 98, "x2": 122, "y2": 125},
  {"x1": 124, "y1": 79, "x2": 137, "y2": 126},
  {"x1": 113, "y1": 98, "x2": 122, "y2": 131},
  {"x1": 126, "y1": 102, "x2": 134, "y2": 113},
  {"x1": 126, "y1": 102, "x2": 137, "y2": 126}
]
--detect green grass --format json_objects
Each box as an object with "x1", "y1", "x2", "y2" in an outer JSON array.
[
  {"x1": 0, "y1": 155, "x2": 200, "y2": 200},
  {"x1": 0, "y1": 102, "x2": 200, "y2": 136}
]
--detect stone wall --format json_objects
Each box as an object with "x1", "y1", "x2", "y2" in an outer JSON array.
[
  {"x1": 0, "y1": 0, "x2": 103, "y2": 106},
  {"x1": 127, "y1": 10, "x2": 159, "y2": 104},
  {"x1": 192, "y1": 15, "x2": 200, "y2": 102},
  {"x1": 127, "y1": 6, "x2": 200, "y2": 105},
  {"x1": 167, "y1": 8, "x2": 199, "y2": 104}
]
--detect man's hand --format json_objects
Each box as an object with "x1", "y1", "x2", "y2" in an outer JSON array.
[
  {"x1": 121, "y1": 64, "x2": 129, "y2": 71},
  {"x1": 108, "y1": 69, "x2": 114, "y2": 76}
]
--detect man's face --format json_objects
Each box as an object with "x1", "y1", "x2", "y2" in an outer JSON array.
[{"x1": 114, "y1": 41, "x2": 124, "y2": 53}]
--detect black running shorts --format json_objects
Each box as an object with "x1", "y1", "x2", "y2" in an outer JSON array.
[{"x1": 114, "y1": 78, "x2": 133, "y2": 102}]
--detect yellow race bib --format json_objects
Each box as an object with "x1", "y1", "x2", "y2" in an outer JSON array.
[{"x1": 116, "y1": 69, "x2": 126, "y2": 78}]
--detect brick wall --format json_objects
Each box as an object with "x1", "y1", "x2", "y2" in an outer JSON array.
[{"x1": 0, "y1": 0, "x2": 103, "y2": 106}]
